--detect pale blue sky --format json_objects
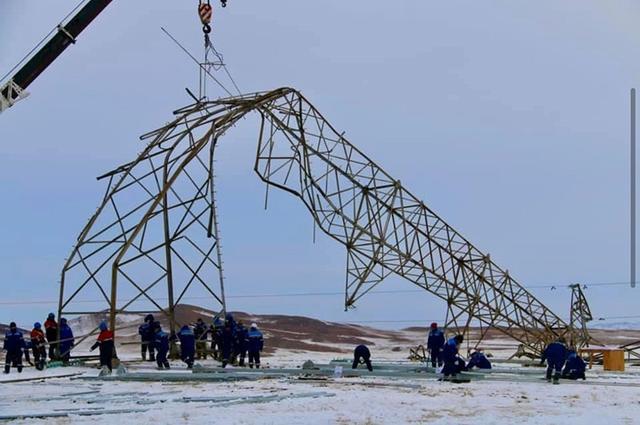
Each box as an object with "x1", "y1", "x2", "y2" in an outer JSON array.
[{"x1": 1, "y1": 1, "x2": 639, "y2": 328}]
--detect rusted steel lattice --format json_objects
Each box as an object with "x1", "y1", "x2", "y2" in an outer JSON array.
[{"x1": 60, "y1": 87, "x2": 570, "y2": 353}]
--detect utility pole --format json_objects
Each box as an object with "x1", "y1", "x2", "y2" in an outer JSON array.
[{"x1": 632, "y1": 88, "x2": 636, "y2": 288}]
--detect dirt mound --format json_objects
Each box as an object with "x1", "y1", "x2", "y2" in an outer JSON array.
[{"x1": 174, "y1": 304, "x2": 412, "y2": 354}]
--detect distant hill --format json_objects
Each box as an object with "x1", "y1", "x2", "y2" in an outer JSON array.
[
  {"x1": 5, "y1": 304, "x2": 638, "y2": 354},
  {"x1": 63, "y1": 304, "x2": 414, "y2": 354}
]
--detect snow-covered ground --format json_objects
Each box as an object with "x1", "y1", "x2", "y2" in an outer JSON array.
[{"x1": 2, "y1": 347, "x2": 640, "y2": 424}]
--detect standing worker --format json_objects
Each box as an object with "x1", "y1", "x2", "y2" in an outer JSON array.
[
  {"x1": 441, "y1": 335, "x2": 465, "y2": 378},
  {"x1": 3, "y1": 322, "x2": 26, "y2": 374},
  {"x1": 236, "y1": 321, "x2": 248, "y2": 367},
  {"x1": 30, "y1": 322, "x2": 47, "y2": 370},
  {"x1": 90, "y1": 321, "x2": 114, "y2": 373},
  {"x1": 194, "y1": 318, "x2": 209, "y2": 360},
  {"x1": 210, "y1": 317, "x2": 223, "y2": 360},
  {"x1": 247, "y1": 323, "x2": 264, "y2": 369},
  {"x1": 138, "y1": 314, "x2": 156, "y2": 362},
  {"x1": 541, "y1": 337, "x2": 568, "y2": 384},
  {"x1": 44, "y1": 313, "x2": 58, "y2": 360},
  {"x1": 220, "y1": 320, "x2": 235, "y2": 368},
  {"x1": 426, "y1": 322, "x2": 445, "y2": 368},
  {"x1": 153, "y1": 323, "x2": 170, "y2": 370},
  {"x1": 352, "y1": 344, "x2": 373, "y2": 371},
  {"x1": 58, "y1": 318, "x2": 75, "y2": 365},
  {"x1": 177, "y1": 325, "x2": 196, "y2": 369}
]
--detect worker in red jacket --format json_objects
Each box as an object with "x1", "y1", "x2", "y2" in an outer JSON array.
[
  {"x1": 90, "y1": 321, "x2": 114, "y2": 372},
  {"x1": 44, "y1": 313, "x2": 58, "y2": 360}
]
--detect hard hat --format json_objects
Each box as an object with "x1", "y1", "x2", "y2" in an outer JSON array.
[
  {"x1": 48, "y1": 313, "x2": 55, "y2": 319},
  {"x1": 99, "y1": 321, "x2": 108, "y2": 331},
  {"x1": 430, "y1": 322, "x2": 438, "y2": 329},
  {"x1": 251, "y1": 322, "x2": 258, "y2": 329},
  {"x1": 34, "y1": 322, "x2": 42, "y2": 329}
]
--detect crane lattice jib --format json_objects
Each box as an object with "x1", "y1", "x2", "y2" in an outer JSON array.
[{"x1": 59, "y1": 87, "x2": 569, "y2": 354}]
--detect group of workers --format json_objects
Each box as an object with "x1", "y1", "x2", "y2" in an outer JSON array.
[
  {"x1": 425, "y1": 322, "x2": 492, "y2": 379},
  {"x1": 136, "y1": 312, "x2": 265, "y2": 371},
  {"x1": 3, "y1": 311, "x2": 265, "y2": 374},
  {"x1": 541, "y1": 336, "x2": 586, "y2": 384},
  {"x1": 2, "y1": 315, "x2": 588, "y2": 383},
  {"x1": 2, "y1": 313, "x2": 75, "y2": 374},
  {"x1": 425, "y1": 323, "x2": 586, "y2": 383},
  {"x1": 350, "y1": 323, "x2": 492, "y2": 378}
]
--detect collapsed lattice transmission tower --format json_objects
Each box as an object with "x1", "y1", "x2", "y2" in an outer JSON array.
[{"x1": 59, "y1": 87, "x2": 572, "y2": 354}]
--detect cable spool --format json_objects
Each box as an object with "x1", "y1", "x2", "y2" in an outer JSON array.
[{"x1": 198, "y1": 1, "x2": 213, "y2": 34}]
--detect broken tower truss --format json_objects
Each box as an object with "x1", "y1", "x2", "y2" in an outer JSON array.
[{"x1": 60, "y1": 87, "x2": 572, "y2": 354}]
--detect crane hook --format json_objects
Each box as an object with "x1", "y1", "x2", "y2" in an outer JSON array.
[
  {"x1": 198, "y1": 1, "x2": 213, "y2": 34},
  {"x1": 221, "y1": 0, "x2": 227, "y2": 7}
]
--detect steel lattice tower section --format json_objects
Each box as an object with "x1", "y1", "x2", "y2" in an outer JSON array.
[
  {"x1": 60, "y1": 88, "x2": 571, "y2": 354},
  {"x1": 568, "y1": 284, "x2": 594, "y2": 348}
]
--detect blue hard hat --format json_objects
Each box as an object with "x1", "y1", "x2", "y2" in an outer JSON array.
[
  {"x1": 99, "y1": 321, "x2": 108, "y2": 331},
  {"x1": 34, "y1": 322, "x2": 42, "y2": 329},
  {"x1": 48, "y1": 312, "x2": 55, "y2": 319}
]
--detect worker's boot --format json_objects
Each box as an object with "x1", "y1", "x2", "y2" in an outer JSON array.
[
  {"x1": 3, "y1": 365, "x2": 9, "y2": 374},
  {"x1": 545, "y1": 368, "x2": 552, "y2": 382},
  {"x1": 553, "y1": 372, "x2": 560, "y2": 385},
  {"x1": 17, "y1": 365, "x2": 22, "y2": 373}
]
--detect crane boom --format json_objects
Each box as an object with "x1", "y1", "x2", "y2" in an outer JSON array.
[{"x1": 0, "y1": 0, "x2": 113, "y2": 113}]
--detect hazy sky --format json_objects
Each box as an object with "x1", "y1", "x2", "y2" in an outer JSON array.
[{"x1": 1, "y1": 1, "x2": 639, "y2": 329}]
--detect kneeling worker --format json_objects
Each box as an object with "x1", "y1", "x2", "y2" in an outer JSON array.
[
  {"x1": 562, "y1": 349, "x2": 586, "y2": 380},
  {"x1": 352, "y1": 344, "x2": 373, "y2": 371},
  {"x1": 466, "y1": 350, "x2": 492, "y2": 370}
]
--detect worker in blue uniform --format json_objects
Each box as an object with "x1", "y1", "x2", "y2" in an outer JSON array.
[
  {"x1": 153, "y1": 323, "x2": 170, "y2": 370},
  {"x1": 138, "y1": 314, "x2": 157, "y2": 361},
  {"x1": 352, "y1": 344, "x2": 373, "y2": 371},
  {"x1": 177, "y1": 325, "x2": 196, "y2": 369},
  {"x1": 221, "y1": 320, "x2": 235, "y2": 368},
  {"x1": 562, "y1": 349, "x2": 586, "y2": 380},
  {"x1": 210, "y1": 317, "x2": 223, "y2": 361},
  {"x1": 441, "y1": 335, "x2": 465, "y2": 377},
  {"x1": 236, "y1": 322, "x2": 248, "y2": 367},
  {"x1": 58, "y1": 318, "x2": 75, "y2": 365},
  {"x1": 541, "y1": 337, "x2": 568, "y2": 384},
  {"x1": 3, "y1": 322, "x2": 26, "y2": 374},
  {"x1": 426, "y1": 322, "x2": 445, "y2": 368},
  {"x1": 247, "y1": 323, "x2": 264, "y2": 369},
  {"x1": 466, "y1": 350, "x2": 492, "y2": 370}
]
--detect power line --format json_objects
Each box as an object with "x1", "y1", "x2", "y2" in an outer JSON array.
[{"x1": 0, "y1": 279, "x2": 634, "y2": 307}]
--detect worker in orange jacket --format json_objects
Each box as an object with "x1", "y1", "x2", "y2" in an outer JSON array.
[
  {"x1": 30, "y1": 322, "x2": 47, "y2": 370},
  {"x1": 90, "y1": 321, "x2": 114, "y2": 372}
]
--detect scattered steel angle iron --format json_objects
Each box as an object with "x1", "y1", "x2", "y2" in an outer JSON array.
[{"x1": 59, "y1": 87, "x2": 571, "y2": 355}]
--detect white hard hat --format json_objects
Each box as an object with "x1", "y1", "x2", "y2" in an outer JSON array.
[{"x1": 251, "y1": 322, "x2": 258, "y2": 328}]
